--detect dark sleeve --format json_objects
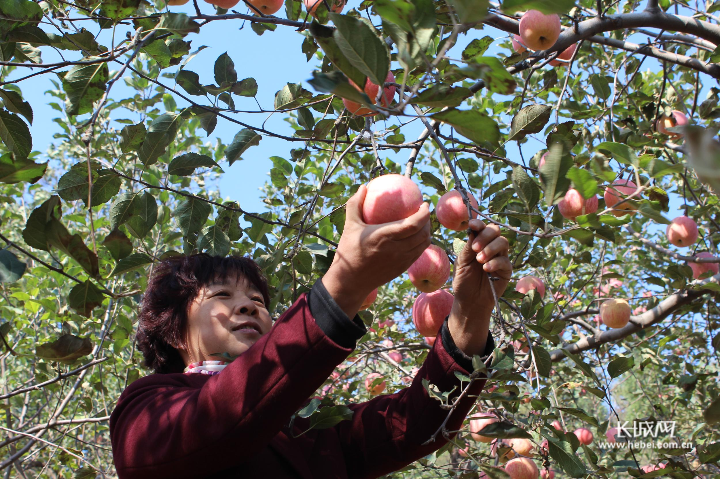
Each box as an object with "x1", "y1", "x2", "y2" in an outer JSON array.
[
  {"x1": 333, "y1": 326, "x2": 495, "y2": 478},
  {"x1": 307, "y1": 278, "x2": 366, "y2": 348},
  {"x1": 110, "y1": 292, "x2": 360, "y2": 478}
]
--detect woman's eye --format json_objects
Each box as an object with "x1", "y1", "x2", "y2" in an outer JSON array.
[
  {"x1": 213, "y1": 291, "x2": 230, "y2": 297},
  {"x1": 253, "y1": 297, "x2": 265, "y2": 305}
]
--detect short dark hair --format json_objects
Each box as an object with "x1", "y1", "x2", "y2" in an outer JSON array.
[{"x1": 136, "y1": 254, "x2": 270, "y2": 374}]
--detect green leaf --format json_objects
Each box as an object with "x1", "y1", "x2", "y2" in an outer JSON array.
[
  {"x1": 330, "y1": 13, "x2": 390, "y2": 87},
  {"x1": 73, "y1": 467, "x2": 97, "y2": 479},
  {"x1": 0, "y1": 153, "x2": 45, "y2": 184},
  {"x1": 462, "y1": 36, "x2": 494, "y2": 60},
  {"x1": 0, "y1": 250, "x2": 26, "y2": 283},
  {"x1": 306, "y1": 405, "x2": 354, "y2": 430},
  {"x1": 138, "y1": 112, "x2": 185, "y2": 166},
  {"x1": 110, "y1": 192, "x2": 158, "y2": 239},
  {"x1": 168, "y1": 153, "x2": 219, "y2": 176},
  {"x1": 0, "y1": 89, "x2": 33, "y2": 124},
  {"x1": 447, "y1": 0, "x2": 488, "y2": 23},
  {"x1": 501, "y1": 0, "x2": 576, "y2": 15},
  {"x1": 595, "y1": 142, "x2": 639, "y2": 168},
  {"x1": 0, "y1": 0, "x2": 43, "y2": 24},
  {"x1": 704, "y1": 397, "x2": 720, "y2": 425},
  {"x1": 607, "y1": 356, "x2": 634, "y2": 378},
  {"x1": 512, "y1": 165, "x2": 540, "y2": 210},
  {"x1": 0, "y1": 110, "x2": 32, "y2": 158},
  {"x1": 215, "y1": 203, "x2": 243, "y2": 241},
  {"x1": 274, "y1": 83, "x2": 311, "y2": 110},
  {"x1": 474, "y1": 56, "x2": 516, "y2": 95},
  {"x1": 561, "y1": 349, "x2": 599, "y2": 383},
  {"x1": 119, "y1": 123, "x2": 146, "y2": 153},
  {"x1": 295, "y1": 250, "x2": 313, "y2": 275},
  {"x1": 57, "y1": 169, "x2": 121, "y2": 207},
  {"x1": 100, "y1": 0, "x2": 141, "y2": 19},
  {"x1": 477, "y1": 465, "x2": 511, "y2": 479},
  {"x1": 110, "y1": 252, "x2": 153, "y2": 277},
  {"x1": 546, "y1": 438, "x2": 587, "y2": 477},
  {"x1": 309, "y1": 22, "x2": 367, "y2": 88},
  {"x1": 638, "y1": 203, "x2": 670, "y2": 224},
  {"x1": 589, "y1": 74, "x2": 611, "y2": 101},
  {"x1": 176, "y1": 70, "x2": 206, "y2": 96},
  {"x1": 534, "y1": 345, "x2": 552, "y2": 377},
  {"x1": 566, "y1": 167, "x2": 598, "y2": 198},
  {"x1": 374, "y1": 0, "x2": 416, "y2": 32},
  {"x1": 508, "y1": 104, "x2": 552, "y2": 142},
  {"x1": 412, "y1": 85, "x2": 472, "y2": 108},
  {"x1": 557, "y1": 407, "x2": 599, "y2": 427},
  {"x1": 231, "y1": 78, "x2": 258, "y2": 97},
  {"x1": 174, "y1": 196, "x2": 212, "y2": 237},
  {"x1": 430, "y1": 108, "x2": 500, "y2": 146},
  {"x1": 214, "y1": 52, "x2": 237, "y2": 87},
  {"x1": 61, "y1": 60, "x2": 109, "y2": 116},
  {"x1": 155, "y1": 12, "x2": 200, "y2": 36},
  {"x1": 198, "y1": 225, "x2": 230, "y2": 256},
  {"x1": 298, "y1": 398, "x2": 322, "y2": 418},
  {"x1": 67, "y1": 280, "x2": 105, "y2": 317},
  {"x1": 36, "y1": 334, "x2": 93, "y2": 363},
  {"x1": 307, "y1": 71, "x2": 371, "y2": 106},
  {"x1": 22, "y1": 196, "x2": 61, "y2": 251},
  {"x1": 226, "y1": 129, "x2": 262, "y2": 165},
  {"x1": 475, "y1": 421, "x2": 533, "y2": 439},
  {"x1": 420, "y1": 172, "x2": 446, "y2": 192},
  {"x1": 562, "y1": 228, "x2": 594, "y2": 246},
  {"x1": 45, "y1": 219, "x2": 99, "y2": 277},
  {"x1": 540, "y1": 141, "x2": 573, "y2": 205},
  {"x1": 102, "y1": 228, "x2": 132, "y2": 261},
  {"x1": 141, "y1": 39, "x2": 171, "y2": 69}
]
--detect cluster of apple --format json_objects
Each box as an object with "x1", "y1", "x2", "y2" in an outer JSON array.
[
  {"x1": 167, "y1": 0, "x2": 343, "y2": 19},
  {"x1": 511, "y1": 10, "x2": 577, "y2": 67}
]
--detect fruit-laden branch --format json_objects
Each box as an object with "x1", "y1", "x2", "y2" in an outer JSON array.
[
  {"x1": 193, "y1": 12, "x2": 306, "y2": 28},
  {"x1": 626, "y1": 226, "x2": 720, "y2": 262},
  {"x1": 548, "y1": 278, "x2": 716, "y2": 362}
]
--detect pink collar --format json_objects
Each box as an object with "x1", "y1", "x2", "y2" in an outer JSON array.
[{"x1": 183, "y1": 361, "x2": 229, "y2": 375}]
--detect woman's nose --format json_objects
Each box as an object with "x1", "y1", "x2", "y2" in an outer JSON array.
[{"x1": 236, "y1": 298, "x2": 258, "y2": 316}]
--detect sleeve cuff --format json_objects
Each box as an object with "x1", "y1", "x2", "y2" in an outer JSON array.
[
  {"x1": 307, "y1": 279, "x2": 367, "y2": 349},
  {"x1": 439, "y1": 317, "x2": 495, "y2": 372}
]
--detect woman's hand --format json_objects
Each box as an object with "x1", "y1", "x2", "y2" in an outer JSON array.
[
  {"x1": 449, "y1": 219, "x2": 512, "y2": 356},
  {"x1": 322, "y1": 184, "x2": 431, "y2": 319}
]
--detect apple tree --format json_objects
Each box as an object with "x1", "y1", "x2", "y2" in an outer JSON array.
[{"x1": 0, "y1": 0, "x2": 719, "y2": 477}]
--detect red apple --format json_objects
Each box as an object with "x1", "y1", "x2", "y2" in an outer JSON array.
[
  {"x1": 540, "y1": 468, "x2": 555, "y2": 479},
  {"x1": 303, "y1": 0, "x2": 344, "y2": 16},
  {"x1": 558, "y1": 188, "x2": 599, "y2": 220},
  {"x1": 360, "y1": 288, "x2": 378, "y2": 310},
  {"x1": 342, "y1": 71, "x2": 396, "y2": 117},
  {"x1": 512, "y1": 35, "x2": 527, "y2": 53},
  {"x1": 600, "y1": 299, "x2": 631, "y2": 329},
  {"x1": 412, "y1": 289, "x2": 454, "y2": 337},
  {"x1": 657, "y1": 110, "x2": 688, "y2": 138},
  {"x1": 550, "y1": 420, "x2": 562, "y2": 431},
  {"x1": 244, "y1": 0, "x2": 284, "y2": 14},
  {"x1": 574, "y1": 428, "x2": 594, "y2": 445},
  {"x1": 425, "y1": 336, "x2": 436, "y2": 346},
  {"x1": 436, "y1": 190, "x2": 479, "y2": 231},
  {"x1": 408, "y1": 244, "x2": 451, "y2": 292},
  {"x1": 604, "y1": 179, "x2": 638, "y2": 217},
  {"x1": 513, "y1": 340, "x2": 529, "y2": 353},
  {"x1": 606, "y1": 427, "x2": 618, "y2": 443},
  {"x1": 515, "y1": 275, "x2": 545, "y2": 297},
  {"x1": 362, "y1": 174, "x2": 423, "y2": 224},
  {"x1": 506, "y1": 438, "x2": 534, "y2": 456},
  {"x1": 167, "y1": 0, "x2": 190, "y2": 4},
  {"x1": 378, "y1": 318, "x2": 395, "y2": 329},
  {"x1": 689, "y1": 251, "x2": 719, "y2": 279},
  {"x1": 504, "y1": 458, "x2": 539, "y2": 479},
  {"x1": 388, "y1": 351, "x2": 403, "y2": 363},
  {"x1": 365, "y1": 373, "x2": 386, "y2": 395},
  {"x1": 549, "y1": 43, "x2": 578, "y2": 66},
  {"x1": 204, "y1": 0, "x2": 239, "y2": 6},
  {"x1": 519, "y1": 10, "x2": 561, "y2": 51},
  {"x1": 469, "y1": 413, "x2": 498, "y2": 443},
  {"x1": 666, "y1": 216, "x2": 699, "y2": 247}
]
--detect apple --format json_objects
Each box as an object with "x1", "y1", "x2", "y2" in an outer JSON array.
[
  {"x1": 540, "y1": 469, "x2": 555, "y2": 479},
  {"x1": 512, "y1": 35, "x2": 527, "y2": 53},
  {"x1": 408, "y1": 244, "x2": 451, "y2": 292},
  {"x1": 558, "y1": 188, "x2": 599, "y2": 220},
  {"x1": 550, "y1": 420, "x2": 562, "y2": 431},
  {"x1": 388, "y1": 351, "x2": 403, "y2": 363},
  {"x1": 303, "y1": 0, "x2": 344, "y2": 16},
  {"x1": 666, "y1": 216, "x2": 699, "y2": 247},
  {"x1": 360, "y1": 288, "x2": 378, "y2": 310},
  {"x1": 689, "y1": 251, "x2": 719, "y2": 279},
  {"x1": 342, "y1": 71, "x2": 396, "y2": 117},
  {"x1": 506, "y1": 438, "x2": 534, "y2": 456},
  {"x1": 167, "y1": 0, "x2": 190, "y2": 4},
  {"x1": 378, "y1": 318, "x2": 395, "y2": 329},
  {"x1": 641, "y1": 463, "x2": 667, "y2": 473},
  {"x1": 519, "y1": 10, "x2": 561, "y2": 51},
  {"x1": 362, "y1": 174, "x2": 423, "y2": 224},
  {"x1": 657, "y1": 110, "x2": 688, "y2": 138},
  {"x1": 538, "y1": 153, "x2": 547, "y2": 169},
  {"x1": 603, "y1": 179, "x2": 638, "y2": 217},
  {"x1": 600, "y1": 298, "x2": 631, "y2": 329},
  {"x1": 574, "y1": 428, "x2": 594, "y2": 445},
  {"x1": 515, "y1": 275, "x2": 545, "y2": 297},
  {"x1": 204, "y1": 0, "x2": 240, "y2": 7},
  {"x1": 606, "y1": 427, "x2": 618, "y2": 443},
  {"x1": 436, "y1": 190, "x2": 479, "y2": 231},
  {"x1": 365, "y1": 373, "x2": 386, "y2": 395},
  {"x1": 549, "y1": 43, "x2": 578, "y2": 66},
  {"x1": 504, "y1": 458, "x2": 539, "y2": 479},
  {"x1": 425, "y1": 336, "x2": 436, "y2": 346},
  {"x1": 412, "y1": 289, "x2": 454, "y2": 337},
  {"x1": 469, "y1": 413, "x2": 498, "y2": 443},
  {"x1": 513, "y1": 340, "x2": 529, "y2": 353},
  {"x1": 243, "y1": 0, "x2": 284, "y2": 14}
]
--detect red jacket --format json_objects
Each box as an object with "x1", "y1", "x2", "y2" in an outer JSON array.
[{"x1": 110, "y1": 281, "x2": 493, "y2": 478}]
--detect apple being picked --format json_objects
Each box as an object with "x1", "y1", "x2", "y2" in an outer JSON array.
[
  {"x1": 666, "y1": 215, "x2": 698, "y2": 247},
  {"x1": 303, "y1": 0, "x2": 344, "y2": 16},
  {"x1": 362, "y1": 174, "x2": 423, "y2": 225},
  {"x1": 600, "y1": 298, "x2": 631, "y2": 328},
  {"x1": 519, "y1": 10, "x2": 561, "y2": 51},
  {"x1": 604, "y1": 179, "x2": 638, "y2": 217},
  {"x1": 408, "y1": 244, "x2": 451, "y2": 292},
  {"x1": 343, "y1": 71, "x2": 396, "y2": 117},
  {"x1": 504, "y1": 458, "x2": 539, "y2": 479},
  {"x1": 689, "y1": 252, "x2": 719, "y2": 279},
  {"x1": 436, "y1": 190, "x2": 478, "y2": 231},
  {"x1": 412, "y1": 289, "x2": 454, "y2": 337},
  {"x1": 657, "y1": 110, "x2": 688, "y2": 138},
  {"x1": 558, "y1": 188, "x2": 598, "y2": 220},
  {"x1": 515, "y1": 275, "x2": 545, "y2": 297}
]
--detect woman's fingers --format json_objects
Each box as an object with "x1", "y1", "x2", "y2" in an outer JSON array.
[
  {"x1": 473, "y1": 224, "x2": 503, "y2": 258},
  {"x1": 482, "y1": 255, "x2": 513, "y2": 276},
  {"x1": 477, "y1": 236, "x2": 509, "y2": 263},
  {"x1": 381, "y1": 203, "x2": 431, "y2": 240}
]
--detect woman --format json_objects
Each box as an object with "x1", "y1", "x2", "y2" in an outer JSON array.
[{"x1": 109, "y1": 185, "x2": 511, "y2": 478}]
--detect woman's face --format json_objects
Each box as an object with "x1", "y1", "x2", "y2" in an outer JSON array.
[{"x1": 179, "y1": 276, "x2": 272, "y2": 365}]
